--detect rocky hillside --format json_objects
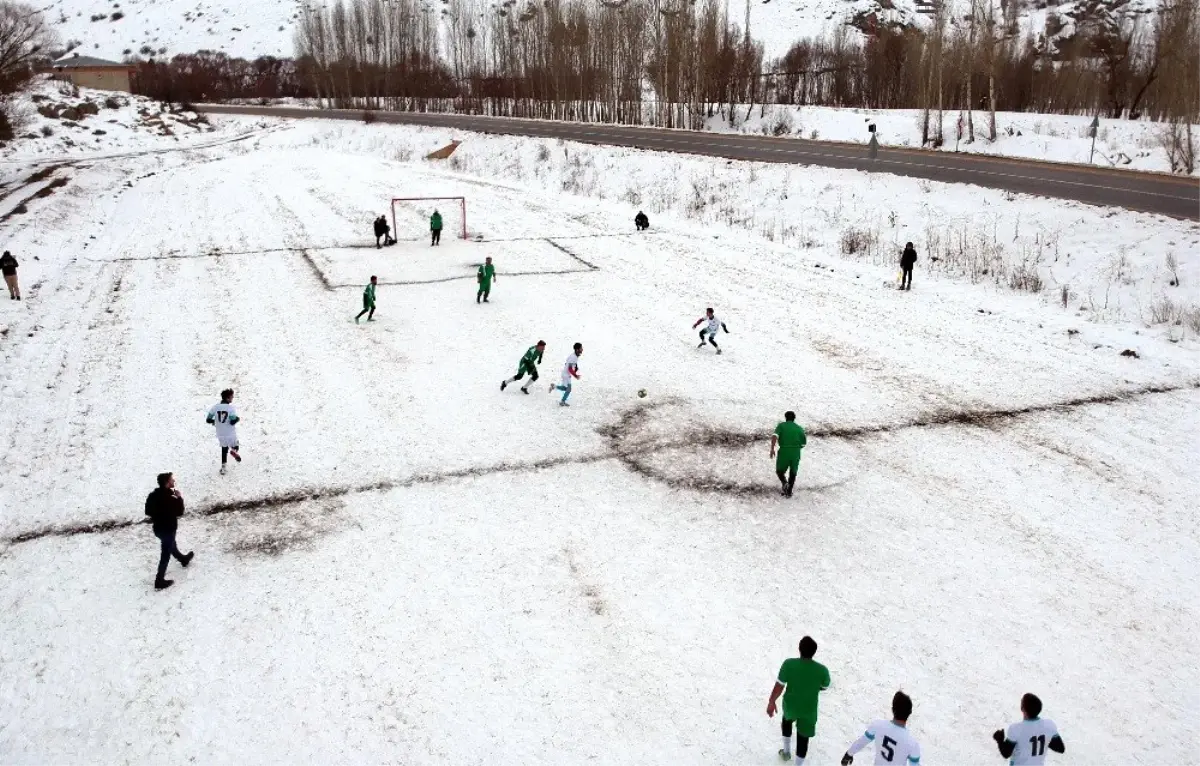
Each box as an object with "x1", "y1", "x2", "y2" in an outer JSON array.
[
  {"x1": 1, "y1": 78, "x2": 215, "y2": 159},
  {"x1": 44, "y1": 0, "x2": 1160, "y2": 61}
]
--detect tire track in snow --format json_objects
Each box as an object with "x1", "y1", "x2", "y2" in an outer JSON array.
[{"x1": 4, "y1": 378, "x2": 1196, "y2": 548}]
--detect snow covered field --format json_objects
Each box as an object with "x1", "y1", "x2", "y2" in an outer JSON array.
[{"x1": 1, "y1": 116, "x2": 1198, "y2": 763}]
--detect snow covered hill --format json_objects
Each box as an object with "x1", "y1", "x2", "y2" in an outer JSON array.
[
  {"x1": 43, "y1": 0, "x2": 1158, "y2": 61},
  {"x1": 1, "y1": 114, "x2": 1197, "y2": 763}
]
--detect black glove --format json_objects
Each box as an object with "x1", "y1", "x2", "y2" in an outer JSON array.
[
  {"x1": 841, "y1": 754, "x2": 853, "y2": 766},
  {"x1": 993, "y1": 729, "x2": 1005, "y2": 743}
]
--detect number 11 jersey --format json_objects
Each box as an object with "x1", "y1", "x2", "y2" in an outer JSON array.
[{"x1": 1005, "y1": 718, "x2": 1060, "y2": 766}]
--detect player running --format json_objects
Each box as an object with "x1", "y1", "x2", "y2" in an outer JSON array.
[
  {"x1": 840, "y1": 692, "x2": 920, "y2": 766},
  {"x1": 693, "y1": 307, "x2": 729, "y2": 353},
  {"x1": 501, "y1": 341, "x2": 546, "y2": 394},
  {"x1": 992, "y1": 694, "x2": 1065, "y2": 765},
  {"x1": 770, "y1": 411, "x2": 807, "y2": 497},
  {"x1": 477, "y1": 257, "x2": 496, "y2": 303},
  {"x1": 767, "y1": 636, "x2": 831, "y2": 763},
  {"x1": 550, "y1": 342, "x2": 582, "y2": 406},
  {"x1": 206, "y1": 388, "x2": 241, "y2": 475},
  {"x1": 355, "y1": 275, "x2": 378, "y2": 323}
]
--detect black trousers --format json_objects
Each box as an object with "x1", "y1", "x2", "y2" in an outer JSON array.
[
  {"x1": 776, "y1": 465, "x2": 797, "y2": 490},
  {"x1": 699, "y1": 330, "x2": 719, "y2": 348},
  {"x1": 901, "y1": 267, "x2": 913, "y2": 289},
  {"x1": 155, "y1": 530, "x2": 186, "y2": 581},
  {"x1": 780, "y1": 719, "x2": 810, "y2": 757},
  {"x1": 356, "y1": 305, "x2": 375, "y2": 321},
  {"x1": 512, "y1": 366, "x2": 538, "y2": 382},
  {"x1": 431, "y1": 229, "x2": 442, "y2": 245}
]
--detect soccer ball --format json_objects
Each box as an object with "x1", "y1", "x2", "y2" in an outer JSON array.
[{"x1": 637, "y1": 389, "x2": 648, "y2": 398}]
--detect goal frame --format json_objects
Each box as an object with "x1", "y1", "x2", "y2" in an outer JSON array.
[{"x1": 391, "y1": 196, "x2": 468, "y2": 241}]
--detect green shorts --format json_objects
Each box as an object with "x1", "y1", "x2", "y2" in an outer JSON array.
[
  {"x1": 775, "y1": 448, "x2": 801, "y2": 474},
  {"x1": 785, "y1": 713, "x2": 817, "y2": 738},
  {"x1": 513, "y1": 364, "x2": 538, "y2": 381}
]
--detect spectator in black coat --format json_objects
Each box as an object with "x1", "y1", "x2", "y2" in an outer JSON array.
[
  {"x1": 1, "y1": 250, "x2": 18, "y2": 300},
  {"x1": 900, "y1": 242, "x2": 917, "y2": 291},
  {"x1": 634, "y1": 211, "x2": 650, "y2": 231},
  {"x1": 144, "y1": 472, "x2": 194, "y2": 590},
  {"x1": 373, "y1": 216, "x2": 389, "y2": 248}
]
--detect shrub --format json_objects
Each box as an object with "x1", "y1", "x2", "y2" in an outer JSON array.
[
  {"x1": 1148, "y1": 295, "x2": 1181, "y2": 325},
  {"x1": 1160, "y1": 120, "x2": 1196, "y2": 175},
  {"x1": 1006, "y1": 261, "x2": 1044, "y2": 293},
  {"x1": 1185, "y1": 307, "x2": 1200, "y2": 335},
  {"x1": 839, "y1": 226, "x2": 877, "y2": 256},
  {"x1": 40, "y1": 124, "x2": 52, "y2": 136},
  {"x1": 535, "y1": 142, "x2": 550, "y2": 162},
  {"x1": 110, "y1": 11, "x2": 123, "y2": 20},
  {"x1": 768, "y1": 110, "x2": 794, "y2": 137},
  {"x1": 90, "y1": 13, "x2": 106, "y2": 21},
  {"x1": 1166, "y1": 252, "x2": 1180, "y2": 286}
]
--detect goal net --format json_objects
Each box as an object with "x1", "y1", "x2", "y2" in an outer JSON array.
[{"x1": 391, "y1": 197, "x2": 468, "y2": 241}]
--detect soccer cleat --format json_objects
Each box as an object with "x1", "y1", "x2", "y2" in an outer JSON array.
[
  {"x1": 716, "y1": 348, "x2": 723, "y2": 355},
  {"x1": 155, "y1": 578, "x2": 174, "y2": 590},
  {"x1": 355, "y1": 316, "x2": 360, "y2": 324},
  {"x1": 779, "y1": 750, "x2": 792, "y2": 761},
  {"x1": 521, "y1": 387, "x2": 530, "y2": 394},
  {"x1": 230, "y1": 448, "x2": 241, "y2": 462},
  {"x1": 181, "y1": 551, "x2": 195, "y2": 568},
  {"x1": 219, "y1": 465, "x2": 227, "y2": 475},
  {"x1": 501, "y1": 380, "x2": 508, "y2": 392},
  {"x1": 697, "y1": 342, "x2": 705, "y2": 348},
  {"x1": 549, "y1": 383, "x2": 555, "y2": 394},
  {"x1": 367, "y1": 317, "x2": 376, "y2": 322},
  {"x1": 559, "y1": 401, "x2": 570, "y2": 407}
]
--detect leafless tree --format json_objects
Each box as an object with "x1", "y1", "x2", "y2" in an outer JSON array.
[{"x1": 0, "y1": 2, "x2": 56, "y2": 95}]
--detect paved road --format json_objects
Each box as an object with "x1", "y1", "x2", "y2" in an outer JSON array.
[{"x1": 200, "y1": 104, "x2": 1200, "y2": 221}]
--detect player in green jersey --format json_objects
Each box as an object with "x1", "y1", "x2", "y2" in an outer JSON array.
[
  {"x1": 767, "y1": 636, "x2": 831, "y2": 763},
  {"x1": 477, "y1": 257, "x2": 496, "y2": 303},
  {"x1": 770, "y1": 410, "x2": 807, "y2": 497},
  {"x1": 500, "y1": 341, "x2": 546, "y2": 394},
  {"x1": 355, "y1": 275, "x2": 378, "y2": 323}
]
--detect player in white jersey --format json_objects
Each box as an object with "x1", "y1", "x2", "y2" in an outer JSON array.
[
  {"x1": 206, "y1": 388, "x2": 242, "y2": 475},
  {"x1": 993, "y1": 693, "x2": 1065, "y2": 765},
  {"x1": 550, "y1": 342, "x2": 582, "y2": 406},
  {"x1": 692, "y1": 307, "x2": 729, "y2": 354},
  {"x1": 841, "y1": 692, "x2": 921, "y2": 766}
]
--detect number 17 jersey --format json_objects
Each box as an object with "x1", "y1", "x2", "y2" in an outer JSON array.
[{"x1": 1005, "y1": 718, "x2": 1060, "y2": 765}]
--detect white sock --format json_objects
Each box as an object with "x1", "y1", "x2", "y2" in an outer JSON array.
[
  {"x1": 781, "y1": 736, "x2": 790, "y2": 754},
  {"x1": 795, "y1": 758, "x2": 804, "y2": 766}
]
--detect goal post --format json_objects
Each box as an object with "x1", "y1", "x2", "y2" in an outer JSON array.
[{"x1": 391, "y1": 196, "x2": 468, "y2": 241}]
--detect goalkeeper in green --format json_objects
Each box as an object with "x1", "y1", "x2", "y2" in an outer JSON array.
[{"x1": 500, "y1": 341, "x2": 545, "y2": 394}]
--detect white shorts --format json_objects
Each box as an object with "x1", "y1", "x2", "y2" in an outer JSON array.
[
  {"x1": 216, "y1": 431, "x2": 239, "y2": 448},
  {"x1": 560, "y1": 376, "x2": 573, "y2": 388}
]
